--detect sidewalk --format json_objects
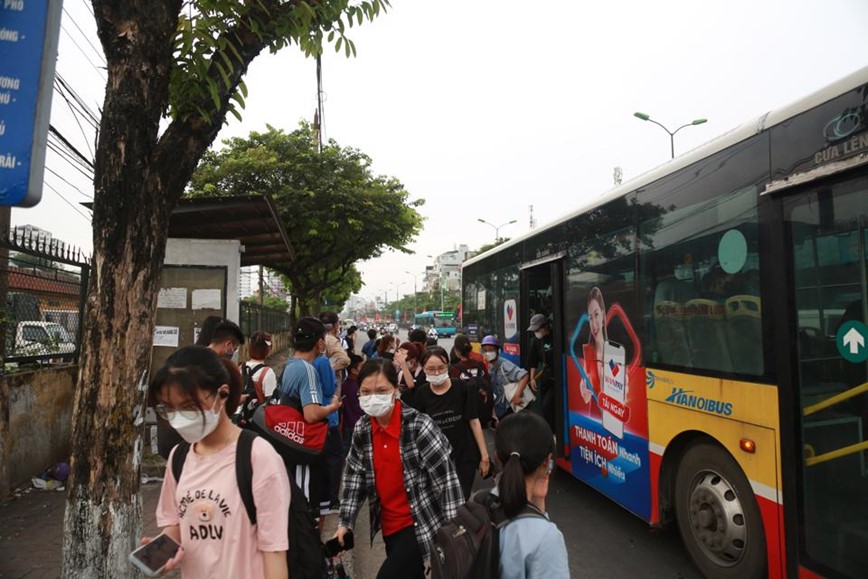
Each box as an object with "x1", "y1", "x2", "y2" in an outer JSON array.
[{"x1": 0, "y1": 479, "x2": 384, "y2": 578}]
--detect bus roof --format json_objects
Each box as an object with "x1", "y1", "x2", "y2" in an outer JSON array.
[{"x1": 463, "y1": 65, "x2": 868, "y2": 269}]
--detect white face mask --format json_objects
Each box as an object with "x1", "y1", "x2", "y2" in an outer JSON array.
[
  {"x1": 483, "y1": 351, "x2": 498, "y2": 362},
  {"x1": 534, "y1": 330, "x2": 545, "y2": 340},
  {"x1": 428, "y1": 372, "x2": 449, "y2": 386},
  {"x1": 359, "y1": 393, "x2": 395, "y2": 417},
  {"x1": 167, "y1": 395, "x2": 222, "y2": 444}
]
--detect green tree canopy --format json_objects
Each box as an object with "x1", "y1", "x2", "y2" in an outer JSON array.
[{"x1": 190, "y1": 124, "x2": 423, "y2": 314}]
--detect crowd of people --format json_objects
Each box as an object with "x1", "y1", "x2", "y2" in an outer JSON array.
[{"x1": 144, "y1": 312, "x2": 569, "y2": 578}]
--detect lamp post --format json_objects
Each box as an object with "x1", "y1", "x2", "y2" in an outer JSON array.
[
  {"x1": 391, "y1": 282, "x2": 405, "y2": 321},
  {"x1": 477, "y1": 218, "x2": 517, "y2": 243},
  {"x1": 633, "y1": 112, "x2": 707, "y2": 159},
  {"x1": 405, "y1": 271, "x2": 424, "y2": 318}
]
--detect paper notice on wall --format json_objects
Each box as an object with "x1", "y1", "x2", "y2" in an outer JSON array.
[
  {"x1": 153, "y1": 326, "x2": 180, "y2": 347},
  {"x1": 157, "y1": 287, "x2": 187, "y2": 309},
  {"x1": 192, "y1": 289, "x2": 221, "y2": 310}
]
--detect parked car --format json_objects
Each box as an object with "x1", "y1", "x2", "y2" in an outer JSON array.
[{"x1": 13, "y1": 321, "x2": 76, "y2": 360}]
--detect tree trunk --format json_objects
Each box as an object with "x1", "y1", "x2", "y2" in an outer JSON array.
[{"x1": 60, "y1": 3, "x2": 231, "y2": 576}]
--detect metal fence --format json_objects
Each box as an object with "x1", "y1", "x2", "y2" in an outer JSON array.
[
  {"x1": 1, "y1": 229, "x2": 90, "y2": 366},
  {"x1": 239, "y1": 300, "x2": 291, "y2": 336}
]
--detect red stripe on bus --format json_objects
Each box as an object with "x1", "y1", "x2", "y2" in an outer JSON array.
[
  {"x1": 756, "y1": 493, "x2": 785, "y2": 579},
  {"x1": 649, "y1": 450, "x2": 662, "y2": 526}
]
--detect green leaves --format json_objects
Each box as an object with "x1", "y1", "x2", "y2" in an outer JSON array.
[
  {"x1": 167, "y1": 1, "x2": 391, "y2": 124},
  {"x1": 188, "y1": 122, "x2": 423, "y2": 315}
]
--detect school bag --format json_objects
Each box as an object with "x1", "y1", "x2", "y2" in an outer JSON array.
[
  {"x1": 234, "y1": 363, "x2": 267, "y2": 426},
  {"x1": 248, "y1": 393, "x2": 329, "y2": 464},
  {"x1": 430, "y1": 489, "x2": 547, "y2": 579},
  {"x1": 171, "y1": 430, "x2": 328, "y2": 579},
  {"x1": 242, "y1": 363, "x2": 268, "y2": 402}
]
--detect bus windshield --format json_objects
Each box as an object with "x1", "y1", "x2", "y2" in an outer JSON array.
[{"x1": 414, "y1": 311, "x2": 457, "y2": 337}]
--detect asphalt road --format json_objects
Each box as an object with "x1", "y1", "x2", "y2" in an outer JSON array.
[{"x1": 545, "y1": 469, "x2": 702, "y2": 578}]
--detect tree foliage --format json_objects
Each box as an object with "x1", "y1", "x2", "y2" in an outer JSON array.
[
  {"x1": 189, "y1": 124, "x2": 423, "y2": 315},
  {"x1": 243, "y1": 292, "x2": 289, "y2": 311}
]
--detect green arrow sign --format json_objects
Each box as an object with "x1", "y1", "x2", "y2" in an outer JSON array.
[{"x1": 837, "y1": 320, "x2": 868, "y2": 363}]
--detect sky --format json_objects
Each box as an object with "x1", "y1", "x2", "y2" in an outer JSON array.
[{"x1": 15, "y1": 0, "x2": 868, "y2": 304}]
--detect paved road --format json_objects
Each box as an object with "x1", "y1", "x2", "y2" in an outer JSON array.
[{"x1": 546, "y1": 469, "x2": 701, "y2": 578}]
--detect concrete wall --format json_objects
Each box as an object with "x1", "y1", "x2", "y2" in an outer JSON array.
[
  {"x1": 0, "y1": 366, "x2": 77, "y2": 498},
  {"x1": 165, "y1": 238, "x2": 241, "y2": 322}
]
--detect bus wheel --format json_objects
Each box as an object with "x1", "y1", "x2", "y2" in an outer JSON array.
[{"x1": 674, "y1": 442, "x2": 766, "y2": 579}]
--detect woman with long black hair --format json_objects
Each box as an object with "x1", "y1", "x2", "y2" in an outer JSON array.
[{"x1": 495, "y1": 412, "x2": 569, "y2": 578}]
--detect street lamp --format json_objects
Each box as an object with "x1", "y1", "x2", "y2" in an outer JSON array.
[
  {"x1": 633, "y1": 112, "x2": 707, "y2": 159},
  {"x1": 391, "y1": 282, "x2": 405, "y2": 321},
  {"x1": 477, "y1": 218, "x2": 517, "y2": 243},
  {"x1": 405, "y1": 271, "x2": 424, "y2": 318}
]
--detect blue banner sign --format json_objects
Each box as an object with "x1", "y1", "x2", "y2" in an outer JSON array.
[{"x1": 0, "y1": 0, "x2": 63, "y2": 207}]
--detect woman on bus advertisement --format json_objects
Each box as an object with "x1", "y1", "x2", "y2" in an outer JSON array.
[{"x1": 567, "y1": 285, "x2": 650, "y2": 519}]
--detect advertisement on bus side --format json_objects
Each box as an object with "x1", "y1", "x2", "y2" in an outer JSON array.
[{"x1": 566, "y1": 285, "x2": 651, "y2": 520}]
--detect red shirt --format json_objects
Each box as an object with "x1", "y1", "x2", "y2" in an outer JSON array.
[{"x1": 371, "y1": 400, "x2": 414, "y2": 536}]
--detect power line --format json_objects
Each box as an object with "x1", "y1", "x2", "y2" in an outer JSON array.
[
  {"x1": 54, "y1": 79, "x2": 95, "y2": 159},
  {"x1": 62, "y1": 7, "x2": 106, "y2": 66},
  {"x1": 60, "y1": 24, "x2": 107, "y2": 81},
  {"x1": 78, "y1": 0, "x2": 94, "y2": 17},
  {"x1": 46, "y1": 140, "x2": 94, "y2": 181},
  {"x1": 45, "y1": 166, "x2": 93, "y2": 200},
  {"x1": 55, "y1": 74, "x2": 100, "y2": 128},
  {"x1": 48, "y1": 125, "x2": 94, "y2": 170},
  {"x1": 43, "y1": 181, "x2": 93, "y2": 224}
]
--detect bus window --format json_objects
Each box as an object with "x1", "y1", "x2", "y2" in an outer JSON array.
[{"x1": 640, "y1": 185, "x2": 763, "y2": 375}]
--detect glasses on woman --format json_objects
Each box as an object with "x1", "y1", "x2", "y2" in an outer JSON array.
[
  {"x1": 154, "y1": 393, "x2": 215, "y2": 420},
  {"x1": 423, "y1": 364, "x2": 448, "y2": 375}
]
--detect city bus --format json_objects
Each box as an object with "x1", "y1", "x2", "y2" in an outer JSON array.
[
  {"x1": 461, "y1": 67, "x2": 868, "y2": 579},
  {"x1": 414, "y1": 310, "x2": 458, "y2": 337}
]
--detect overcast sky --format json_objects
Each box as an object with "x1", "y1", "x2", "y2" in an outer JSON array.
[{"x1": 17, "y1": 0, "x2": 868, "y2": 305}]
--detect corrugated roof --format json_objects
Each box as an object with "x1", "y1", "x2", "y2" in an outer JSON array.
[{"x1": 167, "y1": 195, "x2": 294, "y2": 266}]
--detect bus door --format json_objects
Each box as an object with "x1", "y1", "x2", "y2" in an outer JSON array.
[
  {"x1": 781, "y1": 173, "x2": 868, "y2": 578},
  {"x1": 520, "y1": 256, "x2": 566, "y2": 455}
]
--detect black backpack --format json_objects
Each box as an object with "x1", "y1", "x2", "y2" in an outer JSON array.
[
  {"x1": 171, "y1": 430, "x2": 327, "y2": 579},
  {"x1": 430, "y1": 490, "x2": 547, "y2": 579}
]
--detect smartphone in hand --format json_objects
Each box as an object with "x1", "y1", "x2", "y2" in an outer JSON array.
[
  {"x1": 129, "y1": 532, "x2": 181, "y2": 577},
  {"x1": 323, "y1": 531, "x2": 354, "y2": 557}
]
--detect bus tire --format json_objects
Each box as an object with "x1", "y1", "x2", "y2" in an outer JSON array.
[{"x1": 674, "y1": 442, "x2": 766, "y2": 579}]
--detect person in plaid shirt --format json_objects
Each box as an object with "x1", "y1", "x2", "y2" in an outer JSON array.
[{"x1": 332, "y1": 358, "x2": 463, "y2": 578}]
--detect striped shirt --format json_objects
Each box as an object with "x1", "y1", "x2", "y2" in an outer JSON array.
[{"x1": 338, "y1": 403, "x2": 464, "y2": 562}]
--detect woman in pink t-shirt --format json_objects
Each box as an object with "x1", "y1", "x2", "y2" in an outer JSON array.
[{"x1": 143, "y1": 346, "x2": 290, "y2": 579}]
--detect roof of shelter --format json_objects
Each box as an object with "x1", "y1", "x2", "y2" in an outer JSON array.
[{"x1": 166, "y1": 195, "x2": 294, "y2": 267}]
